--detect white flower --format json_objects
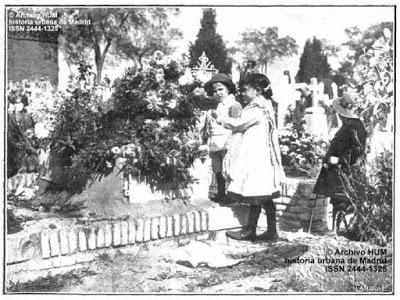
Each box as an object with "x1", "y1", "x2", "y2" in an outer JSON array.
[
  {"x1": 178, "y1": 69, "x2": 194, "y2": 86},
  {"x1": 193, "y1": 87, "x2": 206, "y2": 96},
  {"x1": 34, "y1": 123, "x2": 50, "y2": 139},
  {"x1": 369, "y1": 56, "x2": 378, "y2": 67},
  {"x1": 15, "y1": 103, "x2": 24, "y2": 112},
  {"x1": 383, "y1": 28, "x2": 391, "y2": 40},
  {"x1": 155, "y1": 68, "x2": 165, "y2": 83},
  {"x1": 280, "y1": 145, "x2": 289, "y2": 154},
  {"x1": 111, "y1": 146, "x2": 121, "y2": 155},
  {"x1": 168, "y1": 99, "x2": 178, "y2": 109},
  {"x1": 158, "y1": 118, "x2": 170, "y2": 128},
  {"x1": 144, "y1": 119, "x2": 153, "y2": 125},
  {"x1": 8, "y1": 104, "x2": 15, "y2": 114},
  {"x1": 105, "y1": 161, "x2": 113, "y2": 168},
  {"x1": 154, "y1": 50, "x2": 165, "y2": 62},
  {"x1": 145, "y1": 90, "x2": 162, "y2": 110},
  {"x1": 123, "y1": 143, "x2": 136, "y2": 156},
  {"x1": 180, "y1": 54, "x2": 190, "y2": 67},
  {"x1": 116, "y1": 157, "x2": 127, "y2": 168},
  {"x1": 26, "y1": 129, "x2": 34, "y2": 139}
]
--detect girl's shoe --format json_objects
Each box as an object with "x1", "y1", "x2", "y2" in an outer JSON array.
[
  {"x1": 226, "y1": 229, "x2": 256, "y2": 241},
  {"x1": 255, "y1": 230, "x2": 279, "y2": 242}
]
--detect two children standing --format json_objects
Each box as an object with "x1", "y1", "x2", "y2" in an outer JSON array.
[{"x1": 202, "y1": 72, "x2": 285, "y2": 242}]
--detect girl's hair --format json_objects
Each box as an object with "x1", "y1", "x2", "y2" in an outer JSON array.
[{"x1": 239, "y1": 73, "x2": 273, "y2": 99}]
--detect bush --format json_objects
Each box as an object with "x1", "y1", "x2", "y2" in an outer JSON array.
[
  {"x1": 343, "y1": 150, "x2": 392, "y2": 245},
  {"x1": 47, "y1": 53, "x2": 207, "y2": 195},
  {"x1": 279, "y1": 130, "x2": 327, "y2": 178},
  {"x1": 281, "y1": 98, "x2": 328, "y2": 178},
  {"x1": 339, "y1": 29, "x2": 393, "y2": 245},
  {"x1": 352, "y1": 27, "x2": 393, "y2": 134}
]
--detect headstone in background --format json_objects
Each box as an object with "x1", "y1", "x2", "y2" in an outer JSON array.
[{"x1": 303, "y1": 78, "x2": 329, "y2": 138}]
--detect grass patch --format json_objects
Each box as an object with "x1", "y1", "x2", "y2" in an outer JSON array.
[{"x1": 7, "y1": 268, "x2": 97, "y2": 293}]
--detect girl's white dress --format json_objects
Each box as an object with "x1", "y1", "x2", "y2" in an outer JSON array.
[{"x1": 222, "y1": 96, "x2": 285, "y2": 197}]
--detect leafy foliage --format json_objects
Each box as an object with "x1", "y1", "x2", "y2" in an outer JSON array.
[
  {"x1": 295, "y1": 37, "x2": 331, "y2": 83},
  {"x1": 189, "y1": 8, "x2": 232, "y2": 74},
  {"x1": 338, "y1": 29, "x2": 393, "y2": 246},
  {"x1": 280, "y1": 99, "x2": 328, "y2": 178},
  {"x1": 342, "y1": 150, "x2": 392, "y2": 245},
  {"x1": 352, "y1": 28, "x2": 393, "y2": 134},
  {"x1": 336, "y1": 22, "x2": 393, "y2": 88},
  {"x1": 6, "y1": 81, "x2": 48, "y2": 177},
  {"x1": 60, "y1": 8, "x2": 182, "y2": 82},
  {"x1": 279, "y1": 131, "x2": 327, "y2": 178},
  {"x1": 343, "y1": 22, "x2": 393, "y2": 62},
  {"x1": 47, "y1": 54, "x2": 207, "y2": 195},
  {"x1": 232, "y1": 26, "x2": 298, "y2": 72},
  {"x1": 47, "y1": 64, "x2": 107, "y2": 193},
  {"x1": 116, "y1": 9, "x2": 183, "y2": 68}
]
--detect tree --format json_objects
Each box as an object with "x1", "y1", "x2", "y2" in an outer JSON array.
[
  {"x1": 115, "y1": 9, "x2": 182, "y2": 68},
  {"x1": 336, "y1": 22, "x2": 393, "y2": 85},
  {"x1": 60, "y1": 8, "x2": 182, "y2": 83},
  {"x1": 343, "y1": 22, "x2": 393, "y2": 61},
  {"x1": 320, "y1": 38, "x2": 340, "y2": 57},
  {"x1": 231, "y1": 27, "x2": 298, "y2": 73},
  {"x1": 295, "y1": 37, "x2": 331, "y2": 83},
  {"x1": 189, "y1": 9, "x2": 232, "y2": 74}
]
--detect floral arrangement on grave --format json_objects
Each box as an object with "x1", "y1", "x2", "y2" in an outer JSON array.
[
  {"x1": 47, "y1": 51, "x2": 210, "y2": 195},
  {"x1": 279, "y1": 98, "x2": 328, "y2": 178},
  {"x1": 279, "y1": 129, "x2": 327, "y2": 178}
]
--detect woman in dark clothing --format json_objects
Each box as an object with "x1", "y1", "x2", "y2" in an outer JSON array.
[{"x1": 313, "y1": 94, "x2": 367, "y2": 228}]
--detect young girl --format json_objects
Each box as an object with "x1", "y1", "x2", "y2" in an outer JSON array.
[
  {"x1": 313, "y1": 93, "x2": 367, "y2": 230},
  {"x1": 202, "y1": 73, "x2": 242, "y2": 203},
  {"x1": 218, "y1": 73, "x2": 285, "y2": 242}
]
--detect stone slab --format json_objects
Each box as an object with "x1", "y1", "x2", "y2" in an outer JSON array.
[
  {"x1": 112, "y1": 223, "x2": 121, "y2": 247},
  {"x1": 136, "y1": 218, "x2": 144, "y2": 242},
  {"x1": 159, "y1": 216, "x2": 167, "y2": 239},
  {"x1": 143, "y1": 218, "x2": 151, "y2": 241},
  {"x1": 128, "y1": 220, "x2": 136, "y2": 244},
  {"x1": 120, "y1": 221, "x2": 129, "y2": 245}
]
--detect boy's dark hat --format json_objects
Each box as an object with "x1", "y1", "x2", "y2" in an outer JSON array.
[
  {"x1": 332, "y1": 93, "x2": 359, "y2": 119},
  {"x1": 204, "y1": 73, "x2": 236, "y2": 96}
]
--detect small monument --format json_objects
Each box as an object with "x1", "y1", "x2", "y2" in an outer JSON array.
[{"x1": 191, "y1": 51, "x2": 218, "y2": 83}]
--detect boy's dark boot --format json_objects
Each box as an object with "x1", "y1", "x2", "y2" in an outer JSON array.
[
  {"x1": 257, "y1": 199, "x2": 279, "y2": 242},
  {"x1": 215, "y1": 172, "x2": 227, "y2": 202},
  {"x1": 226, "y1": 205, "x2": 261, "y2": 241}
]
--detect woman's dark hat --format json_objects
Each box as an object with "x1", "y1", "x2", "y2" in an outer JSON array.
[
  {"x1": 332, "y1": 93, "x2": 359, "y2": 119},
  {"x1": 204, "y1": 73, "x2": 236, "y2": 96}
]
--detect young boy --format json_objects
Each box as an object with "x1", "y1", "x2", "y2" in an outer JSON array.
[{"x1": 203, "y1": 73, "x2": 242, "y2": 203}]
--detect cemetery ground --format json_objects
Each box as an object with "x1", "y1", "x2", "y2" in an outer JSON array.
[
  {"x1": 7, "y1": 193, "x2": 393, "y2": 294},
  {"x1": 7, "y1": 227, "x2": 393, "y2": 294},
  {"x1": 6, "y1": 158, "x2": 392, "y2": 294}
]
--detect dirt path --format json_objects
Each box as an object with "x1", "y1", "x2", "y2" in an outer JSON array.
[{"x1": 59, "y1": 236, "x2": 304, "y2": 293}]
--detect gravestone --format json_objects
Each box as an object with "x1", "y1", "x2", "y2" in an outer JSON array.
[{"x1": 304, "y1": 78, "x2": 328, "y2": 138}]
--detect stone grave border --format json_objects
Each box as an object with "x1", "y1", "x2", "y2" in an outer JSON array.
[{"x1": 6, "y1": 173, "x2": 331, "y2": 280}]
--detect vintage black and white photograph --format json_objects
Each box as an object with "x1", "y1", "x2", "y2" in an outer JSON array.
[{"x1": 2, "y1": 1, "x2": 395, "y2": 295}]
